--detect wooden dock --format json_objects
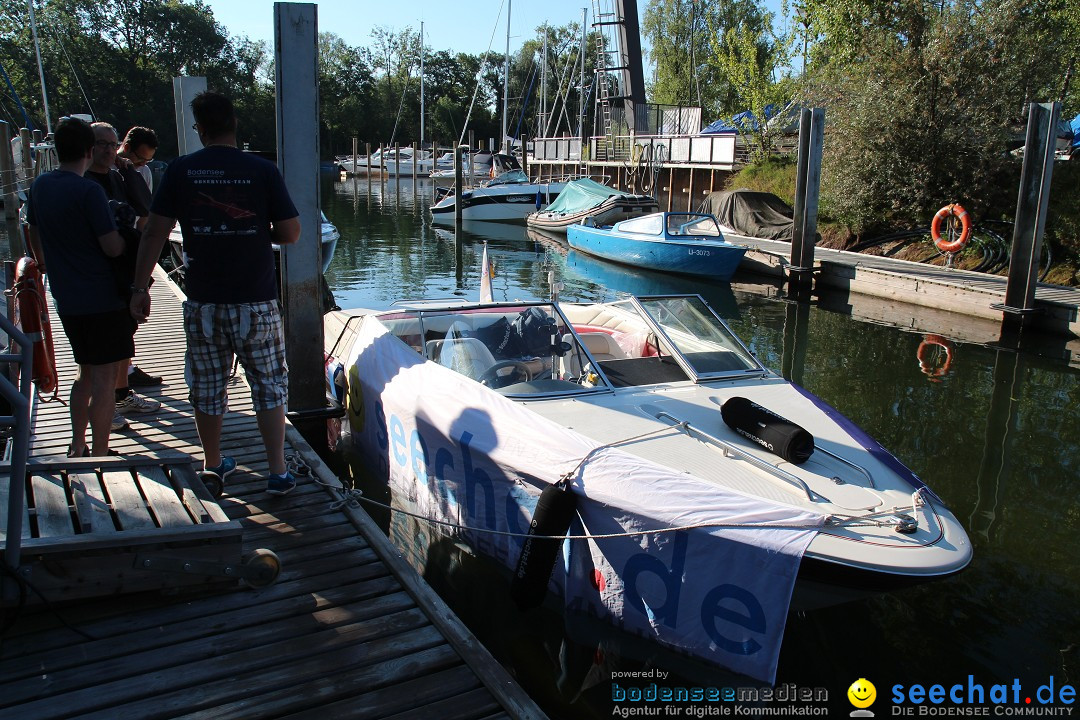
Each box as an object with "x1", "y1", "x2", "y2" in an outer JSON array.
[
  {"x1": 0, "y1": 268, "x2": 546, "y2": 720},
  {"x1": 732, "y1": 233, "x2": 1080, "y2": 341}
]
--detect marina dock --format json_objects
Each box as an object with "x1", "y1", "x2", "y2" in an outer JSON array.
[
  {"x1": 730, "y1": 234, "x2": 1080, "y2": 345},
  {"x1": 0, "y1": 268, "x2": 546, "y2": 720}
]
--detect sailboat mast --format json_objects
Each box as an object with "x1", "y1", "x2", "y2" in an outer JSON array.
[
  {"x1": 539, "y1": 25, "x2": 547, "y2": 139},
  {"x1": 501, "y1": 0, "x2": 511, "y2": 153},
  {"x1": 27, "y1": 0, "x2": 52, "y2": 134},
  {"x1": 577, "y1": 7, "x2": 586, "y2": 143},
  {"x1": 419, "y1": 21, "x2": 425, "y2": 147}
]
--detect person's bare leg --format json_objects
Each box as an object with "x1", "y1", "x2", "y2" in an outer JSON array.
[
  {"x1": 68, "y1": 366, "x2": 91, "y2": 456},
  {"x1": 89, "y1": 361, "x2": 122, "y2": 456},
  {"x1": 195, "y1": 409, "x2": 224, "y2": 470},
  {"x1": 114, "y1": 358, "x2": 132, "y2": 391},
  {"x1": 255, "y1": 405, "x2": 287, "y2": 475}
]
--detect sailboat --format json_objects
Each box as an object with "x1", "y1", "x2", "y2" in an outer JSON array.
[{"x1": 430, "y1": 0, "x2": 569, "y2": 224}]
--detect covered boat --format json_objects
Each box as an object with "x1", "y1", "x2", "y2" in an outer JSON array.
[
  {"x1": 324, "y1": 293, "x2": 972, "y2": 682},
  {"x1": 566, "y1": 211, "x2": 747, "y2": 279},
  {"x1": 525, "y1": 177, "x2": 658, "y2": 232}
]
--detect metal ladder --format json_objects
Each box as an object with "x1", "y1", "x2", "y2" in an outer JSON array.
[{"x1": 591, "y1": 0, "x2": 615, "y2": 164}]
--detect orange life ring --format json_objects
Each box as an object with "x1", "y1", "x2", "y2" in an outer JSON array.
[
  {"x1": 12, "y1": 256, "x2": 59, "y2": 397},
  {"x1": 917, "y1": 334, "x2": 953, "y2": 382},
  {"x1": 930, "y1": 204, "x2": 972, "y2": 253}
]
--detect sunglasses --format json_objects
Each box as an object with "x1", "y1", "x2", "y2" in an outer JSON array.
[{"x1": 95, "y1": 140, "x2": 119, "y2": 150}]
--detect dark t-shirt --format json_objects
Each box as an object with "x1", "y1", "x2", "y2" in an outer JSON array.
[
  {"x1": 25, "y1": 170, "x2": 121, "y2": 315},
  {"x1": 151, "y1": 146, "x2": 298, "y2": 303},
  {"x1": 85, "y1": 167, "x2": 149, "y2": 217}
]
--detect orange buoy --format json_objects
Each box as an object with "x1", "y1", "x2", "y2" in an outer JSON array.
[
  {"x1": 930, "y1": 204, "x2": 972, "y2": 253},
  {"x1": 11, "y1": 256, "x2": 59, "y2": 397},
  {"x1": 917, "y1": 334, "x2": 953, "y2": 382}
]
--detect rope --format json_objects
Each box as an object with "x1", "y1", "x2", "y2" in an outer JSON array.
[{"x1": 307, "y1": 427, "x2": 912, "y2": 542}]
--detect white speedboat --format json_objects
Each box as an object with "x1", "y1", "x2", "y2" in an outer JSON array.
[
  {"x1": 324, "y1": 293, "x2": 971, "y2": 681},
  {"x1": 338, "y1": 147, "x2": 433, "y2": 176},
  {"x1": 430, "y1": 169, "x2": 566, "y2": 223}
]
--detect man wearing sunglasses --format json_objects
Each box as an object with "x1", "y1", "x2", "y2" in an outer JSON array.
[{"x1": 118, "y1": 126, "x2": 158, "y2": 198}]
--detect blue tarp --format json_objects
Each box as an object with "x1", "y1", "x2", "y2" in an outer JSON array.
[
  {"x1": 700, "y1": 104, "x2": 781, "y2": 135},
  {"x1": 1070, "y1": 113, "x2": 1080, "y2": 150}
]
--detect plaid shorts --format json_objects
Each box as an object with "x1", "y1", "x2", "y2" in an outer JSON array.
[{"x1": 183, "y1": 300, "x2": 288, "y2": 415}]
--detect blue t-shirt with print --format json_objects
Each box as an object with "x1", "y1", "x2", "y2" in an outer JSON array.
[{"x1": 151, "y1": 146, "x2": 298, "y2": 303}]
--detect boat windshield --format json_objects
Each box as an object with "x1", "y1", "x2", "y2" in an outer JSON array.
[
  {"x1": 558, "y1": 295, "x2": 763, "y2": 386},
  {"x1": 485, "y1": 169, "x2": 530, "y2": 186},
  {"x1": 665, "y1": 213, "x2": 722, "y2": 237},
  {"x1": 374, "y1": 304, "x2": 611, "y2": 397}
]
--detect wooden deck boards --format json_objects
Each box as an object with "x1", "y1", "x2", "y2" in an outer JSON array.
[{"x1": 0, "y1": 268, "x2": 545, "y2": 720}]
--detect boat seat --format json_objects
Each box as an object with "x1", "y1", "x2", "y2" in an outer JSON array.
[
  {"x1": 561, "y1": 332, "x2": 628, "y2": 377},
  {"x1": 425, "y1": 337, "x2": 496, "y2": 380}
]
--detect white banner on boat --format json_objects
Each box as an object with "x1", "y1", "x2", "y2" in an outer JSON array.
[{"x1": 343, "y1": 316, "x2": 824, "y2": 683}]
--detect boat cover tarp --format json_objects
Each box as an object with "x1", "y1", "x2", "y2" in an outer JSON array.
[
  {"x1": 540, "y1": 178, "x2": 628, "y2": 216},
  {"x1": 699, "y1": 188, "x2": 796, "y2": 241},
  {"x1": 340, "y1": 315, "x2": 824, "y2": 683},
  {"x1": 701, "y1": 105, "x2": 779, "y2": 135},
  {"x1": 1070, "y1": 113, "x2": 1080, "y2": 150}
]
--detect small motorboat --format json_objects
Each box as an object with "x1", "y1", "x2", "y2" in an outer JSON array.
[
  {"x1": 430, "y1": 167, "x2": 566, "y2": 224},
  {"x1": 567, "y1": 211, "x2": 747, "y2": 280},
  {"x1": 324, "y1": 293, "x2": 972, "y2": 682},
  {"x1": 338, "y1": 147, "x2": 433, "y2": 176},
  {"x1": 526, "y1": 177, "x2": 659, "y2": 233}
]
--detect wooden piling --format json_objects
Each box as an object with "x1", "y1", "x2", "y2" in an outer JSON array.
[
  {"x1": 455, "y1": 144, "x2": 464, "y2": 226},
  {"x1": 790, "y1": 108, "x2": 825, "y2": 294},
  {"x1": 0, "y1": 121, "x2": 18, "y2": 224},
  {"x1": 998, "y1": 101, "x2": 1059, "y2": 322}
]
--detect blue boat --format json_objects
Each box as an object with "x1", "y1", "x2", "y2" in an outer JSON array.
[{"x1": 566, "y1": 211, "x2": 747, "y2": 280}]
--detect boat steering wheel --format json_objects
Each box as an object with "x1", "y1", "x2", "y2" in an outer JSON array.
[{"x1": 478, "y1": 360, "x2": 533, "y2": 388}]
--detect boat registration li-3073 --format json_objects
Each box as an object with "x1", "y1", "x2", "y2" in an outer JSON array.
[{"x1": 324, "y1": 294, "x2": 972, "y2": 682}]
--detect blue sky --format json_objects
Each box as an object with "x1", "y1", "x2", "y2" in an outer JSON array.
[{"x1": 202, "y1": 0, "x2": 635, "y2": 58}]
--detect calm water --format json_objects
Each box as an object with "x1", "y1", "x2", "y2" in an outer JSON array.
[
  {"x1": 322, "y1": 175, "x2": 1080, "y2": 715},
  {"x1": 4, "y1": 175, "x2": 1076, "y2": 715}
]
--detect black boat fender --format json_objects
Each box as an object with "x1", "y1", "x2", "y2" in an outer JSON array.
[
  {"x1": 511, "y1": 477, "x2": 578, "y2": 610},
  {"x1": 720, "y1": 396, "x2": 815, "y2": 464}
]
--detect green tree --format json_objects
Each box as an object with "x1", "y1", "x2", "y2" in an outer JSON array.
[
  {"x1": 804, "y1": 0, "x2": 1076, "y2": 232},
  {"x1": 644, "y1": 0, "x2": 770, "y2": 121},
  {"x1": 318, "y1": 32, "x2": 375, "y2": 158},
  {"x1": 707, "y1": 11, "x2": 795, "y2": 162}
]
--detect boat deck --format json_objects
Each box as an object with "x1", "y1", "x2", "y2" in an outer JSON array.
[{"x1": 0, "y1": 268, "x2": 544, "y2": 720}]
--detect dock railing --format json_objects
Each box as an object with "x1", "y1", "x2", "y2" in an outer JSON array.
[
  {"x1": 0, "y1": 310, "x2": 34, "y2": 595},
  {"x1": 531, "y1": 132, "x2": 738, "y2": 168}
]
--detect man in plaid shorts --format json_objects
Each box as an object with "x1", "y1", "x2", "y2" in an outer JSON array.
[{"x1": 130, "y1": 91, "x2": 301, "y2": 495}]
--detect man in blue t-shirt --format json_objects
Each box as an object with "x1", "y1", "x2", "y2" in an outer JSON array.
[
  {"x1": 131, "y1": 91, "x2": 302, "y2": 496},
  {"x1": 25, "y1": 116, "x2": 129, "y2": 457}
]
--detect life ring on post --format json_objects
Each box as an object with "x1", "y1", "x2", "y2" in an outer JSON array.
[
  {"x1": 930, "y1": 204, "x2": 972, "y2": 254},
  {"x1": 11, "y1": 256, "x2": 59, "y2": 398},
  {"x1": 917, "y1": 334, "x2": 953, "y2": 382}
]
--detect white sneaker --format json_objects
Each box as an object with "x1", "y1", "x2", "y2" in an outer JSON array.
[
  {"x1": 116, "y1": 390, "x2": 161, "y2": 415},
  {"x1": 112, "y1": 412, "x2": 129, "y2": 432}
]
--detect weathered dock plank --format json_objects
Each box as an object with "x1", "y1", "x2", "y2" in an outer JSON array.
[{"x1": 0, "y1": 264, "x2": 547, "y2": 720}]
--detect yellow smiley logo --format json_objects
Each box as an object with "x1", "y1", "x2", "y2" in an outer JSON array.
[{"x1": 847, "y1": 678, "x2": 876, "y2": 708}]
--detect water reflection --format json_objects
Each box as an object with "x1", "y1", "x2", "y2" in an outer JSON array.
[{"x1": 321, "y1": 175, "x2": 1080, "y2": 716}]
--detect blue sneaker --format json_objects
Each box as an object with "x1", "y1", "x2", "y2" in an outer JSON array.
[
  {"x1": 205, "y1": 456, "x2": 237, "y2": 479},
  {"x1": 266, "y1": 471, "x2": 297, "y2": 496}
]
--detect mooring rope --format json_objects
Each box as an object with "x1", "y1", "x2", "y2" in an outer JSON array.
[{"x1": 300, "y1": 425, "x2": 915, "y2": 542}]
